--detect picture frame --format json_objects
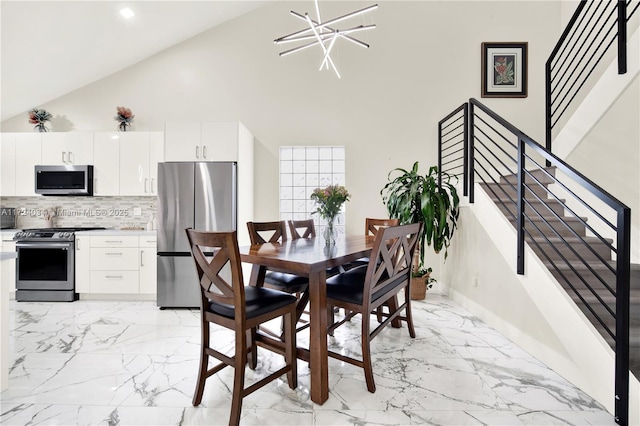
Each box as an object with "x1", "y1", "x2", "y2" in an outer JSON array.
[{"x1": 481, "y1": 42, "x2": 528, "y2": 98}]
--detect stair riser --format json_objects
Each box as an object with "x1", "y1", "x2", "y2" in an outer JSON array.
[
  {"x1": 518, "y1": 220, "x2": 586, "y2": 238},
  {"x1": 482, "y1": 182, "x2": 551, "y2": 199},
  {"x1": 496, "y1": 201, "x2": 566, "y2": 218},
  {"x1": 529, "y1": 241, "x2": 612, "y2": 263}
]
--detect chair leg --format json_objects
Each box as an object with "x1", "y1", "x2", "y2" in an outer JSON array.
[
  {"x1": 284, "y1": 309, "x2": 297, "y2": 389},
  {"x1": 327, "y1": 304, "x2": 336, "y2": 336},
  {"x1": 192, "y1": 320, "x2": 209, "y2": 406},
  {"x1": 229, "y1": 330, "x2": 248, "y2": 426},
  {"x1": 361, "y1": 314, "x2": 375, "y2": 393},
  {"x1": 405, "y1": 290, "x2": 416, "y2": 338},
  {"x1": 247, "y1": 327, "x2": 258, "y2": 370}
]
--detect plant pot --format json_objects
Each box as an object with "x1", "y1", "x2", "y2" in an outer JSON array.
[{"x1": 410, "y1": 274, "x2": 429, "y2": 300}]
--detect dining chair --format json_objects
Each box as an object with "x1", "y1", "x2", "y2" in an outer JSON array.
[
  {"x1": 325, "y1": 222, "x2": 421, "y2": 393},
  {"x1": 186, "y1": 228, "x2": 297, "y2": 426},
  {"x1": 246, "y1": 221, "x2": 310, "y2": 332},
  {"x1": 288, "y1": 218, "x2": 316, "y2": 239}
]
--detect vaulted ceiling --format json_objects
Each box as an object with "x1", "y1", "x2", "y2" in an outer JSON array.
[{"x1": 0, "y1": 1, "x2": 270, "y2": 122}]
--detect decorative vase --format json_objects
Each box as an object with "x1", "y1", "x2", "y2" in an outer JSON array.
[
  {"x1": 118, "y1": 122, "x2": 131, "y2": 132},
  {"x1": 43, "y1": 218, "x2": 53, "y2": 228},
  {"x1": 410, "y1": 274, "x2": 429, "y2": 300},
  {"x1": 323, "y1": 216, "x2": 337, "y2": 246},
  {"x1": 34, "y1": 123, "x2": 49, "y2": 132}
]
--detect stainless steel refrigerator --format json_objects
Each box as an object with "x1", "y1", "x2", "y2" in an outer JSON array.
[{"x1": 157, "y1": 162, "x2": 237, "y2": 308}]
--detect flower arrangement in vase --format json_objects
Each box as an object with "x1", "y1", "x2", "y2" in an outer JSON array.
[
  {"x1": 310, "y1": 184, "x2": 351, "y2": 246},
  {"x1": 28, "y1": 108, "x2": 52, "y2": 132},
  {"x1": 114, "y1": 106, "x2": 134, "y2": 131}
]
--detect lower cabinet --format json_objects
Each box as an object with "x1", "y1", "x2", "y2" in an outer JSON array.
[{"x1": 75, "y1": 234, "x2": 156, "y2": 296}]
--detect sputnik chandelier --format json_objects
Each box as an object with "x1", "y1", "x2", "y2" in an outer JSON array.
[{"x1": 274, "y1": 0, "x2": 378, "y2": 78}]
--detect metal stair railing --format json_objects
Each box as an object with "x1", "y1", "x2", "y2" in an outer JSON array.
[
  {"x1": 546, "y1": 0, "x2": 639, "y2": 155},
  {"x1": 437, "y1": 98, "x2": 631, "y2": 426}
]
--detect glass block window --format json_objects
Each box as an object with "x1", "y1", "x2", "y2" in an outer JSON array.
[{"x1": 280, "y1": 146, "x2": 346, "y2": 235}]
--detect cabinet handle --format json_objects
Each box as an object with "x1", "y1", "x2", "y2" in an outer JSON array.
[
  {"x1": 140, "y1": 250, "x2": 144, "y2": 267},
  {"x1": 62, "y1": 152, "x2": 67, "y2": 164},
  {"x1": 69, "y1": 151, "x2": 74, "y2": 163},
  {"x1": 195, "y1": 146, "x2": 199, "y2": 159},
  {"x1": 106, "y1": 252, "x2": 123, "y2": 256},
  {"x1": 76, "y1": 239, "x2": 80, "y2": 250},
  {"x1": 95, "y1": 178, "x2": 98, "y2": 193},
  {"x1": 105, "y1": 275, "x2": 123, "y2": 279},
  {"x1": 144, "y1": 178, "x2": 148, "y2": 193},
  {"x1": 105, "y1": 240, "x2": 123, "y2": 243},
  {"x1": 151, "y1": 178, "x2": 155, "y2": 194},
  {"x1": 203, "y1": 145, "x2": 207, "y2": 159}
]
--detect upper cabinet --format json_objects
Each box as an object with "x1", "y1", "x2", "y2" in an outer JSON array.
[
  {"x1": 41, "y1": 132, "x2": 93, "y2": 165},
  {"x1": 93, "y1": 132, "x2": 121, "y2": 196},
  {"x1": 0, "y1": 133, "x2": 16, "y2": 196},
  {"x1": 119, "y1": 132, "x2": 164, "y2": 196},
  {"x1": 15, "y1": 134, "x2": 42, "y2": 196},
  {"x1": 165, "y1": 121, "x2": 249, "y2": 162}
]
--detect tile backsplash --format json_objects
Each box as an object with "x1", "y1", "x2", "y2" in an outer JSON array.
[{"x1": 0, "y1": 196, "x2": 157, "y2": 229}]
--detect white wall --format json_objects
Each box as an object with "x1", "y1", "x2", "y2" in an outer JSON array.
[{"x1": 0, "y1": 1, "x2": 561, "y2": 234}]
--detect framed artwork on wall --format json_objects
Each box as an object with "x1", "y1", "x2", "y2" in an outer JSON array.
[{"x1": 481, "y1": 42, "x2": 528, "y2": 98}]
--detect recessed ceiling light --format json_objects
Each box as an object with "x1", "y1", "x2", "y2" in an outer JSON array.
[{"x1": 120, "y1": 8, "x2": 135, "y2": 19}]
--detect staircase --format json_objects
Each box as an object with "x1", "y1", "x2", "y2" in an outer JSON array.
[{"x1": 481, "y1": 168, "x2": 640, "y2": 379}]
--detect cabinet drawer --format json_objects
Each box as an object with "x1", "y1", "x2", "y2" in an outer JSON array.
[
  {"x1": 90, "y1": 248, "x2": 138, "y2": 270},
  {"x1": 91, "y1": 236, "x2": 138, "y2": 248},
  {"x1": 90, "y1": 271, "x2": 139, "y2": 293},
  {"x1": 139, "y1": 236, "x2": 157, "y2": 247}
]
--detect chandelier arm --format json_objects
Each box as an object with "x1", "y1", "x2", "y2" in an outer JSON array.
[
  {"x1": 305, "y1": 14, "x2": 341, "y2": 78},
  {"x1": 275, "y1": 25, "x2": 374, "y2": 45}
]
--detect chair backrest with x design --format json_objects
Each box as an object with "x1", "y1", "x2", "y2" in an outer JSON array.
[
  {"x1": 363, "y1": 222, "x2": 421, "y2": 310},
  {"x1": 247, "y1": 221, "x2": 288, "y2": 245},
  {"x1": 288, "y1": 219, "x2": 316, "y2": 240},
  {"x1": 365, "y1": 217, "x2": 400, "y2": 237}
]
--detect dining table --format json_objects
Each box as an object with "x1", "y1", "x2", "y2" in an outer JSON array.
[{"x1": 239, "y1": 233, "x2": 377, "y2": 405}]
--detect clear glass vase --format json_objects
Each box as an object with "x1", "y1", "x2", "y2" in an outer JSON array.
[{"x1": 323, "y1": 216, "x2": 337, "y2": 246}]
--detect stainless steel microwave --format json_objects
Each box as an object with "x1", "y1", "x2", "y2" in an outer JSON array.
[{"x1": 35, "y1": 165, "x2": 94, "y2": 196}]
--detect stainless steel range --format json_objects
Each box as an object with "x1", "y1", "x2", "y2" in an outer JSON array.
[{"x1": 13, "y1": 227, "x2": 105, "y2": 302}]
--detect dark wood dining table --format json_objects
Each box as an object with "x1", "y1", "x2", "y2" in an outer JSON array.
[{"x1": 239, "y1": 234, "x2": 376, "y2": 404}]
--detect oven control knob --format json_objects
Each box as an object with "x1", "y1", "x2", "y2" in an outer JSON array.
[
  {"x1": 63, "y1": 232, "x2": 71, "y2": 238},
  {"x1": 27, "y1": 232, "x2": 34, "y2": 237}
]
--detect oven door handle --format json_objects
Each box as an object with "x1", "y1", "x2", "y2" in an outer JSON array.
[{"x1": 16, "y1": 242, "x2": 72, "y2": 249}]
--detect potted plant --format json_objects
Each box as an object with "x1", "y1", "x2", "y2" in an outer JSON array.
[{"x1": 380, "y1": 162, "x2": 460, "y2": 299}]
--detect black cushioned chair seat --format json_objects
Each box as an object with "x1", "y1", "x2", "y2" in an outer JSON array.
[
  {"x1": 264, "y1": 271, "x2": 309, "y2": 293},
  {"x1": 326, "y1": 265, "x2": 406, "y2": 305},
  {"x1": 209, "y1": 286, "x2": 297, "y2": 319}
]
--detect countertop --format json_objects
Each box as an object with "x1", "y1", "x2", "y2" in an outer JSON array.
[{"x1": 75, "y1": 229, "x2": 156, "y2": 236}]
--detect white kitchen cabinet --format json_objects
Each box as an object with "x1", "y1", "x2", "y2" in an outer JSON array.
[
  {"x1": 165, "y1": 121, "x2": 250, "y2": 162},
  {"x1": 138, "y1": 236, "x2": 157, "y2": 294},
  {"x1": 1, "y1": 238, "x2": 16, "y2": 294},
  {"x1": 90, "y1": 236, "x2": 139, "y2": 294},
  {"x1": 119, "y1": 132, "x2": 164, "y2": 196},
  {"x1": 0, "y1": 134, "x2": 16, "y2": 196},
  {"x1": 41, "y1": 132, "x2": 93, "y2": 165},
  {"x1": 164, "y1": 121, "x2": 201, "y2": 161},
  {"x1": 75, "y1": 235, "x2": 91, "y2": 293},
  {"x1": 15, "y1": 133, "x2": 42, "y2": 196},
  {"x1": 93, "y1": 132, "x2": 120, "y2": 196}
]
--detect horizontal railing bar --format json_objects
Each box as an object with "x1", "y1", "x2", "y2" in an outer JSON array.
[
  {"x1": 442, "y1": 146, "x2": 464, "y2": 160},
  {"x1": 522, "y1": 148, "x2": 624, "y2": 226},
  {"x1": 474, "y1": 136, "x2": 517, "y2": 174},
  {"x1": 441, "y1": 131, "x2": 464, "y2": 146},
  {"x1": 551, "y1": 2, "x2": 615, "y2": 95},
  {"x1": 547, "y1": 0, "x2": 590, "y2": 73},
  {"x1": 551, "y1": 22, "x2": 618, "y2": 122},
  {"x1": 440, "y1": 116, "x2": 464, "y2": 135},
  {"x1": 438, "y1": 103, "x2": 466, "y2": 126},
  {"x1": 441, "y1": 121, "x2": 464, "y2": 138}
]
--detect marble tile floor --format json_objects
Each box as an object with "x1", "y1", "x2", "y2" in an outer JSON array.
[{"x1": 0, "y1": 294, "x2": 617, "y2": 426}]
